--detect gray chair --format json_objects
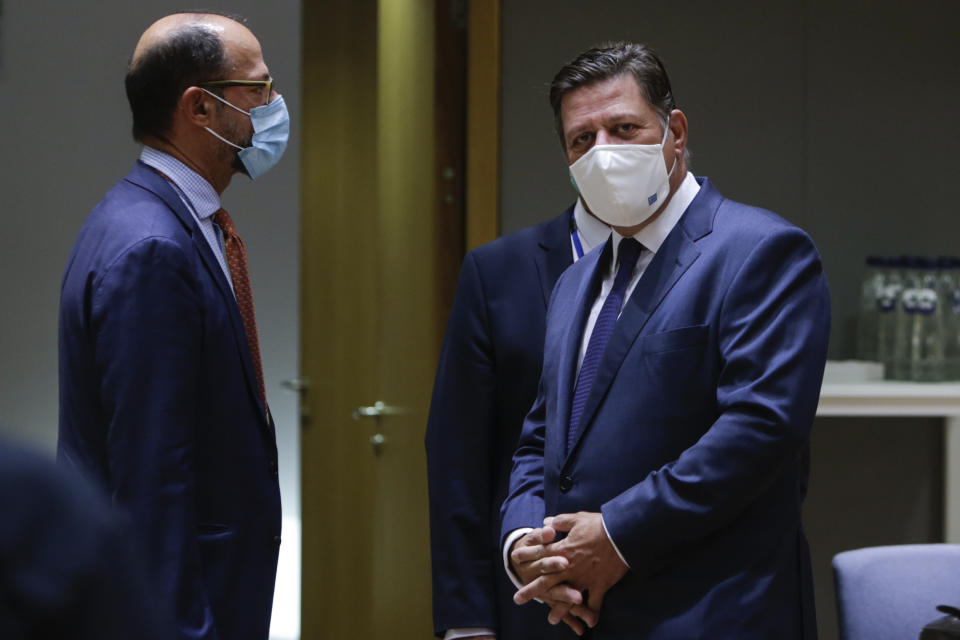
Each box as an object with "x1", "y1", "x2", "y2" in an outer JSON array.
[{"x1": 833, "y1": 544, "x2": 960, "y2": 640}]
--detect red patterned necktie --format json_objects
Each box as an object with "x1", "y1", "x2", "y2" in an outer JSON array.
[{"x1": 214, "y1": 208, "x2": 267, "y2": 411}]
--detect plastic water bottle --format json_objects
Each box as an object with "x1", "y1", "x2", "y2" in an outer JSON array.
[
  {"x1": 939, "y1": 257, "x2": 960, "y2": 380},
  {"x1": 908, "y1": 258, "x2": 944, "y2": 382},
  {"x1": 879, "y1": 257, "x2": 905, "y2": 379},
  {"x1": 856, "y1": 256, "x2": 886, "y2": 361}
]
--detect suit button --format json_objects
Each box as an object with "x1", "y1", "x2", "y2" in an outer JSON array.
[
  {"x1": 269, "y1": 460, "x2": 278, "y2": 477},
  {"x1": 559, "y1": 475, "x2": 574, "y2": 493},
  {"x1": 273, "y1": 535, "x2": 282, "y2": 547}
]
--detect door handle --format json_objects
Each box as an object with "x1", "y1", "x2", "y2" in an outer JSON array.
[
  {"x1": 351, "y1": 401, "x2": 406, "y2": 420},
  {"x1": 281, "y1": 378, "x2": 309, "y2": 393},
  {"x1": 282, "y1": 378, "x2": 312, "y2": 428},
  {"x1": 352, "y1": 401, "x2": 406, "y2": 456}
]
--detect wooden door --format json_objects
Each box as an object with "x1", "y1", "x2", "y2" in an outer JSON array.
[{"x1": 299, "y1": 0, "x2": 466, "y2": 637}]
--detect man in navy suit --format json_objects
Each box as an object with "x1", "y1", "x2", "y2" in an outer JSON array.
[
  {"x1": 501, "y1": 43, "x2": 830, "y2": 638},
  {"x1": 58, "y1": 12, "x2": 286, "y2": 640},
  {"x1": 425, "y1": 194, "x2": 611, "y2": 634}
]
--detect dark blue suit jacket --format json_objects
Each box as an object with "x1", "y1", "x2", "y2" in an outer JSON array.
[
  {"x1": 0, "y1": 440, "x2": 173, "y2": 640},
  {"x1": 426, "y1": 211, "x2": 574, "y2": 638},
  {"x1": 58, "y1": 161, "x2": 282, "y2": 640},
  {"x1": 502, "y1": 179, "x2": 830, "y2": 639}
]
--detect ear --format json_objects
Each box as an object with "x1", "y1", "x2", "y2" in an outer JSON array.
[
  {"x1": 180, "y1": 86, "x2": 217, "y2": 128},
  {"x1": 668, "y1": 108, "x2": 688, "y2": 157}
]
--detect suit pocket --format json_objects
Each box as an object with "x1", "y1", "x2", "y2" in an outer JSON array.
[{"x1": 640, "y1": 324, "x2": 708, "y2": 354}]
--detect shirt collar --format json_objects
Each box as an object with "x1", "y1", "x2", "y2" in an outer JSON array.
[
  {"x1": 139, "y1": 146, "x2": 221, "y2": 220},
  {"x1": 572, "y1": 197, "x2": 612, "y2": 256},
  {"x1": 609, "y1": 171, "x2": 701, "y2": 266}
]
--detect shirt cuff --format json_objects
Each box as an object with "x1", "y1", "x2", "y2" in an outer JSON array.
[
  {"x1": 600, "y1": 513, "x2": 631, "y2": 569},
  {"x1": 502, "y1": 527, "x2": 534, "y2": 590},
  {"x1": 444, "y1": 628, "x2": 495, "y2": 639}
]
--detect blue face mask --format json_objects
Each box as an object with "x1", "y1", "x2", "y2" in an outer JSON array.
[{"x1": 202, "y1": 88, "x2": 290, "y2": 180}]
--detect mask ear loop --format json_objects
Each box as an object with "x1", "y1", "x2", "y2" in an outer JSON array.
[
  {"x1": 199, "y1": 87, "x2": 251, "y2": 116},
  {"x1": 661, "y1": 113, "x2": 678, "y2": 179},
  {"x1": 205, "y1": 126, "x2": 244, "y2": 151},
  {"x1": 198, "y1": 88, "x2": 249, "y2": 151}
]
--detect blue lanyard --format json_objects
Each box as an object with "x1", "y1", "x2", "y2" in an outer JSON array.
[{"x1": 570, "y1": 211, "x2": 585, "y2": 260}]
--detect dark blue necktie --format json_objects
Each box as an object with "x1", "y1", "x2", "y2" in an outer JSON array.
[{"x1": 567, "y1": 237, "x2": 643, "y2": 454}]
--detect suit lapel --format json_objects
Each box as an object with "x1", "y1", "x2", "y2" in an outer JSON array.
[
  {"x1": 550, "y1": 239, "x2": 611, "y2": 469},
  {"x1": 534, "y1": 206, "x2": 576, "y2": 308},
  {"x1": 564, "y1": 179, "x2": 720, "y2": 462},
  {"x1": 125, "y1": 162, "x2": 273, "y2": 432}
]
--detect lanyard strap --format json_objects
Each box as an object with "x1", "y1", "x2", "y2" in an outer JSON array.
[{"x1": 570, "y1": 210, "x2": 585, "y2": 260}]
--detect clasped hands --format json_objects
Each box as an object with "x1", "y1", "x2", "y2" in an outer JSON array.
[{"x1": 509, "y1": 511, "x2": 628, "y2": 636}]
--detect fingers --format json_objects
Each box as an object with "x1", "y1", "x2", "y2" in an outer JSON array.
[
  {"x1": 547, "y1": 601, "x2": 571, "y2": 625},
  {"x1": 545, "y1": 582, "x2": 583, "y2": 605},
  {"x1": 526, "y1": 525, "x2": 557, "y2": 545},
  {"x1": 536, "y1": 555, "x2": 569, "y2": 574},
  {"x1": 512, "y1": 539, "x2": 563, "y2": 564},
  {"x1": 549, "y1": 512, "x2": 579, "y2": 532},
  {"x1": 546, "y1": 601, "x2": 586, "y2": 636},
  {"x1": 546, "y1": 600, "x2": 598, "y2": 636},
  {"x1": 560, "y1": 612, "x2": 586, "y2": 636},
  {"x1": 586, "y1": 584, "x2": 607, "y2": 613},
  {"x1": 568, "y1": 603, "x2": 598, "y2": 629},
  {"x1": 544, "y1": 585, "x2": 597, "y2": 628},
  {"x1": 511, "y1": 527, "x2": 553, "y2": 577},
  {"x1": 542, "y1": 584, "x2": 599, "y2": 637},
  {"x1": 511, "y1": 541, "x2": 541, "y2": 564},
  {"x1": 513, "y1": 571, "x2": 568, "y2": 605}
]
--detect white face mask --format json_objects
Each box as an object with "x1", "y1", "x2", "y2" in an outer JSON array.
[{"x1": 569, "y1": 116, "x2": 677, "y2": 228}]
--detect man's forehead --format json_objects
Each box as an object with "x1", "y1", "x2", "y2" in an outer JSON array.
[{"x1": 562, "y1": 75, "x2": 650, "y2": 125}]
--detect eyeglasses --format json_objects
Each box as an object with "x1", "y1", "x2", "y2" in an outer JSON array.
[{"x1": 198, "y1": 77, "x2": 275, "y2": 100}]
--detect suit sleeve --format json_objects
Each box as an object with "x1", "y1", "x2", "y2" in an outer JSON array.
[
  {"x1": 499, "y1": 272, "x2": 566, "y2": 547},
  {"x1": 601, "y1": 226, "x2": 830, "y2": 571},
  {"x1": 425, "y1": 252, "x2": 501, "y2": 636},
  {"x1": 499, "y1": 378, "x2": 549, "y2": 543},
  {"x1": 91, "y1": 236, "x2": 218, "y2": 640}
]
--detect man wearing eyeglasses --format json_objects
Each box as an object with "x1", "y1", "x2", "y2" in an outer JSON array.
[{"x1": 58, "y1": 12, "x2": 287, "y2": 640}]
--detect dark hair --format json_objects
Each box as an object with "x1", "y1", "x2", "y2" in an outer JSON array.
[
  {"x1": 124, "y1": 13, "x2": 245, "y2": 142},
  {"x1": 549, "y1": 42, "x2": 679, "y2": 149}
]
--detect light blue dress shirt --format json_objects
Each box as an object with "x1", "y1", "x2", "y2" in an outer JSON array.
[{"x1": 139, "y1": 146, "x2": 234, "y2": 291}]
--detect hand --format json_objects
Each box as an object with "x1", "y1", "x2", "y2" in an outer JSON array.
[
  {"x1": 509, "y1": 525, "x2": 568, "y2": 586},
  {"x1": 515, "y1": 512, "x2": 628, "y2": 613},
  {"x1": 509, "y1": 526, "x2": 597, "y2": 635}
]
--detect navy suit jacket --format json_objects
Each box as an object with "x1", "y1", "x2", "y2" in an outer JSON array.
[
  {"x1": 502, "y1": 179, "x2": 830, "y2": 639},
  {"x1": 58, "y1": 161, "x2": 282, "y2": 640},
  {"x1": 0, "y1": 440, "x2": 173, "y2": 640},
  {"x1": 426, "y1": 211, "x2": 575, "y2": 638}
]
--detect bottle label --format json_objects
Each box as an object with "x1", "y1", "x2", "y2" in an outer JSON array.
[
  {"x1": 903, "y1": 288, "x2": 938, "y2": 315},
  {"x1": 877, "y1": 284, "x2": 902, "y2": 312}
]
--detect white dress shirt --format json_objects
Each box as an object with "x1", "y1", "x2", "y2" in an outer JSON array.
[{"x1": 571, "y1": 198, "x2": 613, "y2": 259}]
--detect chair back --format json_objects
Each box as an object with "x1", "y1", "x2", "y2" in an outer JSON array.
[{"x1": 833, "y1": 544, "x2": 960, "y2": 640}]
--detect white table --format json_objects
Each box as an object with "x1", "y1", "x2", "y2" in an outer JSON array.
[{"x1": 817, "y1": 377, "x2": 960, "y2": 542}]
